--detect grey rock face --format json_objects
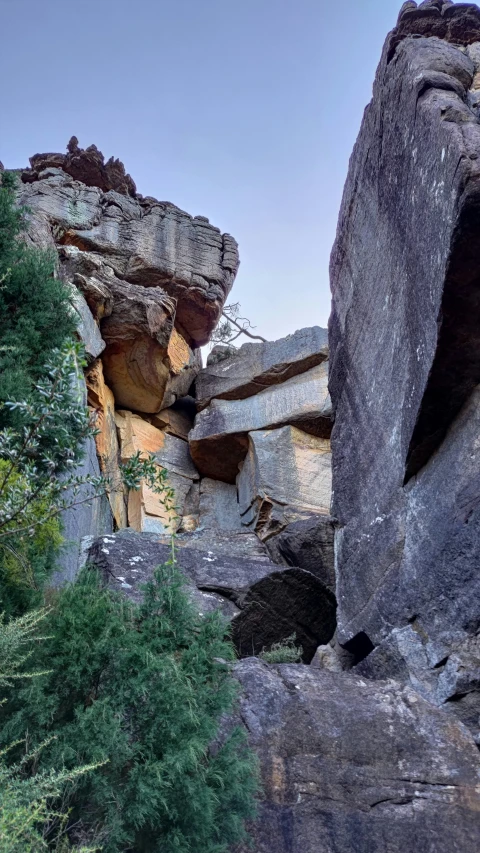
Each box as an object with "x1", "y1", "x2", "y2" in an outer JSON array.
[
  {"x1": 18, "y1": 165, "x2": 238, "y2": 346},
  {"x1": 265, "y1": 514, "x2": 335, "y2": 593},
  {"x1": 86, "y1": 530, "x2": 335, "y2": 660},
  {"x1": 196, "y1": 326, "x2": 328, "y2": 409},
  {"x1": 329, "y1": 29, "x2": 480, "y2": 673},
  {"x1": 198, "y1": 478, "x2": 243, "y2": 531},
  {"x1": 70, "y1": 287, "x2": 105, "y2": 360},
  {"x1": 232, "y1": 659, "x2": 480, "y2": 853},
  {"x1": 237, "y1": 426, "x2": 332, "y2": 540},
  {"x1": 53, "y1": 435, "x2": 113, "y2": 585},
  {"x1": 190, "y1": 363, "x2": 332, "y2": 482}
]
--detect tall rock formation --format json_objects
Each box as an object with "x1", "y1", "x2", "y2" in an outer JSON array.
[{"x1": 330, "y1": 1, "x2": 480, "y2": 740}]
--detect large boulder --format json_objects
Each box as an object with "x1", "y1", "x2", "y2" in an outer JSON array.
[
  {"x1": 232, "y1": 659, "x2": 480, "y2": 853},
  {"x1": 237, "y1": 426, "x2": 332, "y2": 540},
  {"x1": 265, "y1": 514, "x2": 335, "y2": 593},
  {"x1": 329, "y1": 19, "x2": 480, "y2": 673},
  {"x1": 18, "y1": 146, "x2": 239, "y2": 346},
  {"x1": 190, "y1": 363, "x2": 332, "y2": 482},
  {"x1": 196, "y1": 326, "x2": 328, "y2": 409},
  {"x1": 86, "y1": 530, "x2": 336, "y2": 660}
]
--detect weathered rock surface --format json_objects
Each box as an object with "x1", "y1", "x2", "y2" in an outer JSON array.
[
  {"x1": 237, "y1": 427, "x2": 332, "y2": 540},
  {"x1": 190, "y1": 363, "x2": 332, "y2": 482},
  {"x1": 329, "y1": 20, "x2": 480, "y2": 674},
  {"x1": 148, "y1": 396, "x2": 196, "y2": 441},
  {"x1": 198, "y1": 478, "x2": 243, "y2": 531},
  {"x1": 232, "y1": 659, "x2": 480, "y2": 853},
  {"x1": 49, "y1": 368, "x2": 113, "y2": 583},
  {"x1": 27, "y1": 137, "x2": 137, "y2": 197},
  {"x1": 115, "y1": 409, "x2": 199, "y2": 533},
  {"x1": 100, "y1": 281, "x2": 176, "y2": 413},
  {"x1": 86, "y1": 360, "x2": 127, "y2": 529},
  {"x1": 196, "y1": 326, "x2": 328, "y2": 409},
  {"x1": 18, "y1": 150, "x2": 238, "y2": 346},
  {"x1": 389, "y1": 1, "x2": 480, "y2": 62},
  {"x1": 87, "y1": 530, "x2": 335, "y2": 660},
  {"x1": 70, "y1": 287, "x2": 105, "y2": 360},
  {"x1": 265, "y1": 514, "x2": 335, "y2": 592},
  {"x1": 355, "y1": 624, "x2": 480, "y2": 743}
]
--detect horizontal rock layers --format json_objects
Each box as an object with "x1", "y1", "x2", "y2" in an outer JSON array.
[
  {"x1": 190, "y1": 362, "x2": 332, "y2": 482},
  {"x1": 329, "y1": 4, "x2": 480, "y2": 740},
  {"x1": 18, "y1": 143, "x2": 239, "y2": 347}
]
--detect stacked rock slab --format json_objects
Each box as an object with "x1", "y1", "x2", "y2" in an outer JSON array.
[{"x1": 329, "y1": 2, "x2": 480, "y2": 741}]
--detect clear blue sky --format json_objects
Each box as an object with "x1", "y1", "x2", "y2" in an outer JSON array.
[{"x1": 1, "y1": 0, "x2": 402, "y2": 341}]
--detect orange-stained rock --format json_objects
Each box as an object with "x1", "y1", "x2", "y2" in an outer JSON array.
[
  {"x1": 115, "y1": 409, "x2": 199, "y2": 534},
  {"x1": 162, "y1": 330, "x2": 201, "y2": 409},
  {"x1": 127, "y1": 472, "x2": 193, "y2": 535},
  {"x1": 100, "y1": 281, "x2": 175, "y2": 414},
  {"x1": 115, "y1": 410, "x2": 166, "y2": 461},
  {"x1": 86, "y1": 360, "x2": 127, "y2": 529}
]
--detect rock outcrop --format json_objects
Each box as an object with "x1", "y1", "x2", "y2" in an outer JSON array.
[
  {"x1": 232, "y1": 659, "x2": 480, "y2": 853},
  {"x1": 18, "y1": 143, "x2": 239, "y2": 346},
  {"x1": 88, "y1": 530, "x2": 336, "y2": 661},
  {"x1": 190, "y1": 362, "x2": 332, "y2": 482},
  {"x1": 329, "y1": 3, "x2": 480, "y2": 739}
]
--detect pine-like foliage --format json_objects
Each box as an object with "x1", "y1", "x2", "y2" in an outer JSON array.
[
  {"x1": 0, "y1": 172, "x2": 77, "y2": 424},
  {"x1": 0, "y1": 608, "x2": 99, "y2": 853},
  {"x1": 1, "y1": 563, "x2": 258, "y2": 852}
]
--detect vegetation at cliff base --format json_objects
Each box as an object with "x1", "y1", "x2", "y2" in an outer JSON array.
[{"x1": 1, "y1": 564, "x2": 257, "y2": 852}]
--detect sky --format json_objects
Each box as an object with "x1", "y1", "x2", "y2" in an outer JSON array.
[{"x1": 1, "y1": 0, "x2": 403, "y2": 343}]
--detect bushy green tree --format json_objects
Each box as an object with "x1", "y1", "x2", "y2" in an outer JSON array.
[
  {"x1": 0, "y1": 172, "x2": 77, "y2": 424},
  {"x1": 1, "y1": 564, "x2": 258, "y2": 852},
  {"x1": 0, "y1": 608, "x2": 99, "y2": 853}
]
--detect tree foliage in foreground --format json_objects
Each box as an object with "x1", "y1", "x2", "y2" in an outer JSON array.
[
  {"x1": 0, "y1": 609, "x2": 99, "y2": 853},
  {"x1": 0, "y1": 171, "x2": 77, "y2": 425},
  {"x1": 1, "y1": 564, "x2": 258, "y2": 852}
]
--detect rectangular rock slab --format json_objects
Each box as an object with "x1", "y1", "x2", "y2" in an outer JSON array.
[
  {"x1": 237, "y1": 426, "x2": 332, "y2": 540},
  {"x1": 196, "y1": 325, "x2": 329, "y2": 409},
  {"x1": 198, "y1": 478, "x2": 243, "y2": 532},
  {"x1": 190, "y1": 362, "x2": 332, "y2": 482}
]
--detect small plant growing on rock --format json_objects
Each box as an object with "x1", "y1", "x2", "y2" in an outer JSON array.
[{"x1": 259, "y1": 634, "x2": 303, "y2": 664}]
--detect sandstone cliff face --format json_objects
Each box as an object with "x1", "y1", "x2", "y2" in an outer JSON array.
[{"x1": 330, "y1": 1, "x2": 480, "y2": 743}]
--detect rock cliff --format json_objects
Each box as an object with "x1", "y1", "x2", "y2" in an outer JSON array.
[
  {"x1": 9, "y1": 16, "x2": 480, "y2": 843},
  {"x1": 330, "y1": 0, "x2": 480, "y2": 749}
]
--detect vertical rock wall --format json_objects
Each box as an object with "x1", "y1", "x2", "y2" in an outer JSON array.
[{"x1": 330, "y1": 1, "x2": 480, "y2": 735}]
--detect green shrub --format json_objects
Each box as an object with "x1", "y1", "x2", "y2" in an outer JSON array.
[
  {"x1": 259, "y1": 634, "x2": 303, "y2": 664},
  {"x1": 1, "y1": 562, "x2": 258, "y2": 852},
  {"x1": 0, "y1": 172, "x2": 77, "y2": 426},
  {"x1": 0, "y1": 608, "x2": 99, "y2": 853}
]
